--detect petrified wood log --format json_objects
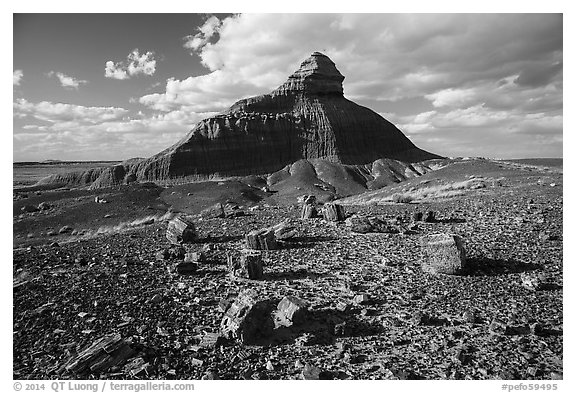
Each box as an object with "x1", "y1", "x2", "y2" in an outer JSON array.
[
  {"x1": 420, "y1": 233, "x2": 467, "y2": 275},
  {"x1": 228, "y1": 250, "x2": 264, "y2": 280},
  {"x1": 245, "y1": 227, "x2": 278, "y2": 250},
  {"x1": 322, "y1": 203, "x2": 345, "y2": 221},
  {"x1": 166, "y1": 216, "x2": 197, "y2": 244}
]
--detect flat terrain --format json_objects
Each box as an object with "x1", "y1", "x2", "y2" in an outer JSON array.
[{"x1": 12, "y1": 159, "x2": 563, "y2": 380}]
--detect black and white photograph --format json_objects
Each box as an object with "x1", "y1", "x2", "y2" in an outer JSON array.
[{"x1": 10, "y1": 5, "x2": 566, "y2": 388}]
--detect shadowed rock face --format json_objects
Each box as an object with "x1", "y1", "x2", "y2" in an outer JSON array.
[{"x1": 131, "y1": 52, "x2": 439, "y2": 182}]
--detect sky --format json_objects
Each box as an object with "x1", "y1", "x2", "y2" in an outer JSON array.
[{"x1": 12, "y1": 13, "x2": 563, "y2": 161}]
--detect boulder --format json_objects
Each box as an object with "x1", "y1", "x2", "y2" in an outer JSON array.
[
  {"x1": 220, "y1": 289, "x2": 275, "y2": 344},
  {"x1": 166, "y1": 216, "x2": 197, "y2": 244},
  {"x1": 420, "y1": 233, "x2": 467, "y2": 274}
]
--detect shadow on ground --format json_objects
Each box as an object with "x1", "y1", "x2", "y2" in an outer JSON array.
[{"x1": 462, "y1": 257, "x2": 541, "y2": 276}]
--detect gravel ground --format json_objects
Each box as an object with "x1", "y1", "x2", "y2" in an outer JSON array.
[{"x1": 13, "y1": 167, "x2": 563, "y2": 380}]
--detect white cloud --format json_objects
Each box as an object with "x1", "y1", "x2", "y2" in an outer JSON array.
[
  {"x1": 105, "y1": 49, "x2": 157, "y2": 80},
  {"x1": 183, "y1": 15, "x2": 222, "y2": 52},
  {"x1": 13, "y1": 98, "x2": 128, "y2": 124},
  {"x1": 13, "y1": 69, "x2": 23, "y2": 85},
  {"x1": 141, "y1": 14, "x2": 562, "y2": 124},
  {"x1": 47, "y1": 71, "x2": 88, "y2": 89},
  {"x1": 13, "y1": 98, "x2": 215, "y2": 161},
  {"x1": 105, "y1": 61, "x2": 129, "y2": 80},
  {"x1": 425, "y1": 88, "x2": 478, "y2": 108}
]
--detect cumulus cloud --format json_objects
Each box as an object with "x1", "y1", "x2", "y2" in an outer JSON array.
[
  {"x1": 47, "y1": 71, "x2": 88, "y2": 89},
  {"x1": 105, "y1": 49, "x2": 157, "y2": 80},
  {"x1": 13, "y1": 69, "x2": 23, "y2": 85},
  {"x1": 141, "y1": 14, "x2": 562, "y2": 134},
  {"x1": 183, "y1": 15, "x2": 222, "y2": 52}
]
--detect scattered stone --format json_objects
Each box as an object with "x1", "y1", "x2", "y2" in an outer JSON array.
[
  {"x1": 185, "y1": 251, "x2": 206, "y2": 264},
  {"x1": 300, "y1": 195, "x2": 316, "y2": 205},
  {"x1": 301, "y1": 364, "x2": 322, "y2": 380},
  {"x1": 200, "y1": 332, "x2": 225, "y2": 348},
  {"x1": 149, "y1": 294, "x2": 163, "y2": 304},
  {"x1": 520, "y1": 272, "x2": 561, "y2": 291},
  {"x1": 200, "y1": 203, "x2": 225, "y2": 219},
  {"x1": 218, "y1": 299, "x2": 231, "y2": 312},
  {"x1": 59, "y1": 225, "x2": 73, "y2": 234},
  {"x1": 156, "y1": 246, "x2": 186, "y2": 261},
  {"x1": 273, "y1": 296, "x2": 309, "y2": 328},
  {"x1": 21, "y1": 205, "x2": 39, "y2": 213},
  {"x1": 38, "y1": 202, "x2": 51, "y2": 210},
  {"x1": 166, "y1": 216, "x2": 197, "y2": 244},
  {"x1": 335, "y1": 301, "x2": 349, "y2": 312},
  {"x1": 488, "y1": 319, "x2": 507, "y2": 334},
  {"x1": 202, "y1": 371, "x2": 219, "y2": 380},
  {"x1": 220, "y1": 289, "x2": 275, "y2": 344},
  {"x1": 49, "y1": 242, "x2": 59, "y2": 248},
  {"x1": 345, "y1": 216, "x2": 372, "y2": 233},
  {"x1": 228, "y1": 250, "x2": 264, "y2": 280},
  {"x1": 420, "y1": 233, "x2": 467, "y2": 275},
  {"x1": 424, "y1": 211, "x2": 436, "y2": 223},
  {"x1": 322, "y1": 203, "x2": 346, "y2": 222},
  {"x1": 245, "y1": 227, "x2": 278, "y2": 250},
  {"x1": 352, "y1": 294, "x2": 369, "y2": 305},
  {"x1": 462, "y1": 309, "x2": 478, "y2": 324},
  {"x1": 413, "y1": 312, "x2": 450, "y2": 326},
  {"x1": 334, "y1": 322, "x2": 347, "y2": 336},
  {"x1": 123, "y1": 357, "x2": 151, "y2": 377},
  {"x1": 60, "y1": 333, "x2": 135, "y2": 376},
  {"x1": 266, "y1": 360, "x2": 275, "y2": 371},
  {"x1": 272, "y1": 221, "x2": 298, "y2": 240},
  {"x1": 175, "y1": 262, "x2": 198, "y2": 275},
  {"x1": 300, "y1": 204, "x2": 318, "y2": 219},
  {"x1": 223, "y1": 203, "x2": 245, "y2": 218},
  {"x1": 505, "y1": 324, "x2": 531, "y2": 336}
]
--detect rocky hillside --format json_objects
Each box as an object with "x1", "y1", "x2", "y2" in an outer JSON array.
[{"x1": 37, "y1": 52, "x2": 440, "y2": 189}]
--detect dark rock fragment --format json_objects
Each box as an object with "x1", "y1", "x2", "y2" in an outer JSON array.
[{"x1": 60, "y1": 333, "x2": 135, "y2": 376}]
